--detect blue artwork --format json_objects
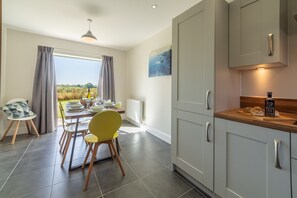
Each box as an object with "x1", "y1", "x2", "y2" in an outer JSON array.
[{"x1": 149, "y1": 47, "x2": 172, "y2": 77}]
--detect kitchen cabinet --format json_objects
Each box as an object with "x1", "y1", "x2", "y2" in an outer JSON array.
[
  {"x1": 172, "y1": 110, "x2": 213, "y2": 189},
  {"x1": 171, "y1": 0, "x2": 240, "y2": 191},
  {"x1": 215, "y1": 118, "x2": 291, "y2": 198},
  {"x1": 292, "y1": 159, "x2": 297, "y2": 198},
  {"x1": 229, "y1": 0, "x2": 288, "y2": 69},
  {"x1": 292, "y1": 133, "x2": 297, "y2": 198}
]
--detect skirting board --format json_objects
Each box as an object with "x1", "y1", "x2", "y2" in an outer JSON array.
[
  {"x1": 142, "y1": 124, "x2": 171, "y2": 144},
  {"x1": 123, "y1": 118, "x2": 171, "y2": 144}
]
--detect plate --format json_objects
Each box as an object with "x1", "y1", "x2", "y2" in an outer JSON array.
[
  {"x1": 67, "y1": 101, "x2": 79, "y2": 104},
  {"x1": 67, "y1": 106, "x2": 84, "y2": 111},
  {"x1": 104, "y1": 104, "x2": 115, "y2": 108},
  {"x1": 90, "y1": 108, "x2": 106, "y2": 113},
  {"x1": 66, "y1": 103, "x2": 83, "y2": 108}
]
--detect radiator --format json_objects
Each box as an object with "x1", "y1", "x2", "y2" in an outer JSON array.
[{"x1": 126, "y1": 99, "x2": 143, "y2": 125}]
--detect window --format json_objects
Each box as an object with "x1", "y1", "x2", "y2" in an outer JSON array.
[{"x1": 54, "y1": 54, "x2": 102, "y2": 100}]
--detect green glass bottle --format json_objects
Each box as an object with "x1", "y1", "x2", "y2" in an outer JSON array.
[{"x1": 87, "y1": 88, "x2": 91, "y2": 99}]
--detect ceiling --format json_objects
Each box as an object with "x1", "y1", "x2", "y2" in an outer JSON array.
[{"x1": 3, "y1": 0, "x2": 204, "y2": 51}]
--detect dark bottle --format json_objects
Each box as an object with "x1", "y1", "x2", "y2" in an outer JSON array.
[{"x1": 265, "y1": 92, "x2": 275, "y2": 116}]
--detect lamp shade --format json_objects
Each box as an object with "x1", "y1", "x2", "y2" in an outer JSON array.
[
  {"x1": 81, "y1": 19, "x2": 97, "y2": 42},
  {"x1": 81, "y1": 30, "x2": 97, "y2": 42}
]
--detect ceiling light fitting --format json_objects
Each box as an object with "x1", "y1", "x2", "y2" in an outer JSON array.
[
  {"x1": 152, "y1": 4, "x2": 157, "y2": 9},
  {"x1": 81, "y1": 19, "x2": 97, "y2": 42}
]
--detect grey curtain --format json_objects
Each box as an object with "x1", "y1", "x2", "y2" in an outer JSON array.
[
  {"x1": 32, "y1": 46, "x2": 57, "y2": 133},
  {"x1": 98, "y1": 55, "x2": 115, "y2": 102}
]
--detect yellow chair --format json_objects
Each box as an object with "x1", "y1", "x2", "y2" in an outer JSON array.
[
  {"x1": 59, "y1": 104, "x2": 89, "y2": 167},
  {"x1": 82, "y1": 110, "x2": 125, "y2": 191},
  {"x1": 58, "y1": 102, "x2": 90, "y2": 152}
]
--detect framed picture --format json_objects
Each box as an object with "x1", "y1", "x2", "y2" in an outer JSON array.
[{"x1": 148, "y1": 46, "x2": 172, "y2": 77}]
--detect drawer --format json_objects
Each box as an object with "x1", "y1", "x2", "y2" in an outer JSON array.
[
  {"x1": 292, "y1": 133, "x2": 297, "y2": 159},
  {"x1": 292, "y1": 159, "x2": 297, "y2": 198}
]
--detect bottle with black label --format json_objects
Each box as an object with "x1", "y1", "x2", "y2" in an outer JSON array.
[{"x1": 265, "y1": 92, "x2": 275, "y2": 116}]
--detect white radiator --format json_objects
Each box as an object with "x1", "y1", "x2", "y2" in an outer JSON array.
[{"x1": 126, "y1": 99, "x2": 143, "y2": 126}]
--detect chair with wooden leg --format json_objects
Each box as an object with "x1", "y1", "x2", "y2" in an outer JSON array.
[
  {"x1": 60, "y1": 108, "x2": 89, "y2": 167},
  {"x1": 82, "y1": 110, "x2": 125, "y2": 191},
  {"x1": 58, "y1": 101, "x2": 91, "y2": 150},
  {"x1": 1, "y1": 98, "x2": 39, "y2": 144}
]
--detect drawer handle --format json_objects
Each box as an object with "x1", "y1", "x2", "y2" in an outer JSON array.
[
  {"x1": 274, "y1": 139, "x2": 282, "y2": 169},
  {"x1": 206, "y1": 122, "x2": 210, "y2": 142},
  {"x1": 206, "y1": 90, "x2": 211, "y2": 110},
  {"x1": 268, "y1": 33, "x2": 274, "y2": 56}
]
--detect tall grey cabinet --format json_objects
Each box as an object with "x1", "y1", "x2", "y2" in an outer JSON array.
[{"x1": 171, "y1": 0, "x2": 240, "y2": 191}]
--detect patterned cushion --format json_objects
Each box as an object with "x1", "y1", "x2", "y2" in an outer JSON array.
[{"x1": 3, "y1": 101, "x2": 35, "y2": 119}]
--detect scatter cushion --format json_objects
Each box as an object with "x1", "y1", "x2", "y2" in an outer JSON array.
[{"x1": 3, "y1": 101, "x2": 35, "y2": 119}]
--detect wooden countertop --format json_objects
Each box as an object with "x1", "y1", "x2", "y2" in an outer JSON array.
[{"x1": 215, "y1": 108, "x2": 297, "y2": 133}]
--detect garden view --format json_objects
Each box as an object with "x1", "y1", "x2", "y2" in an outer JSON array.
[{"x1": 57, "y1": 83, "x2": 98, "y2": 100}]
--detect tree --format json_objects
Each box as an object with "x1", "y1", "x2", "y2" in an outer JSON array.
[{"x1": 85, "y1": 83, "x2": 94, "y2": 88}]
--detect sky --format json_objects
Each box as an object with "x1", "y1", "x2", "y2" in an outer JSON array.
[{"x1": 54, "y1": 55, "x2": 101, "y2": 85}]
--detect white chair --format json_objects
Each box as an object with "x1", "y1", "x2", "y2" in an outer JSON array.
[{"x1": 1, "y1": 98, "x2": 39, "y2": 144}]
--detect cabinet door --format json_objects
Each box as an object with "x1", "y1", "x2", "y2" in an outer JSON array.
[
  {"x1": 215, "y1": 119, "x2": 291, "y2": 198},
  {"x1": 229, "y1": 0, "x2": 287, "y2": 68},
  {"x1": 292, "y1": 159, "x2": 297, "y2": 198},
  {"x1": 172, "y1": 0, "x2": 214, "y2": 116},
  {"x1": 172, "y1": 110, "x2": 213, "y2": 190}
]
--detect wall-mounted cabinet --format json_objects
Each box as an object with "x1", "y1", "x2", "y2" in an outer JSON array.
[{"x1": 229, "y1": 0, "x2": 288, "y2": 69}]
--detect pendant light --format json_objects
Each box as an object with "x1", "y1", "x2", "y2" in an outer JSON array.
[{"x1": 81, "y1": 19, "x2": 97, "y2": 42}]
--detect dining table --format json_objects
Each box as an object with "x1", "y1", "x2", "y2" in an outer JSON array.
[{"x1": 64, "y1": 106, "x2": 125, "y2": 171}]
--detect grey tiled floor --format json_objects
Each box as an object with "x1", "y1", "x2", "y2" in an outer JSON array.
[{"x1": 0, "y1": 121, "x2": 206, "y2": 198}]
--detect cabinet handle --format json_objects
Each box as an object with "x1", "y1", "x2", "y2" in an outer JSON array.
[
  {"x1": 206, "y1": 122, "x2": 210, "y2": 142},
  {"x1": 268, "y1": 33, "x2": 274, "y2": 56},
  {"x1": 206, "y1": 90, "x2": 211, "y2": 110},
  {"x1": 274, "y1": 139, "x2": 282, "y2": 169}
]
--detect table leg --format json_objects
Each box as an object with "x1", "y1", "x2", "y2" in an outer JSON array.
[{"x1": 68, "y1": 117, "x2": 79, "y2": 171}]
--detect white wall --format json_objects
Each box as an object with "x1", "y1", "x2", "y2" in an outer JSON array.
[
  {"x1": 2, "y1": 27, "x2": 127, "y2": 105},
  {"x1": 126, "y1": 26, "x2": 172, "y2": 143},
  {"x1": 1, "y1": 27, "x2": 127, "y2": 136},
  {"x1": 240, "y1": 0, "x2": 297, "y2": 98}
]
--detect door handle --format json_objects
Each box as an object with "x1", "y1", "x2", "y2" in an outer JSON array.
[
  {"x1": 206, "y1": 122, "x2": 210, "y2": 142},
  {"x1": 268, "y1": 33, "x2": 274, "y2": 56},
  {"x1": 206, "y1": 90, "x2": 211, "y2": 110},
  {"x1": 274, "y1": 139, "x2": 281, "y2": 169}
]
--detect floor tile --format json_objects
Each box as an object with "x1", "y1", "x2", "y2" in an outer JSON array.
[
  {"x1": 0, "y1": 133, "x2": 33, "y2": 146},
  {"x1": 12, "y1": 151, "x2": 56, "y2": 176},
  {"x1": 124, "y1": 154, "x2": 166, "y2": 178},
  {"x1": 19, "y1": 186, "x2": 52, "y2": 198},
  {"x1": 0, "y1": 149, "x2": 25, "y2": 166},
  {"x1": 94, "y1": 161, "x2": 138, "y2": 194},
  {"x1": 180, "y1": 189, "x2": 207, "y2": 198},
  {"x1": 53, "y1": 160, "x2": 86, "y2": 185},
  {"x1": 0, "y1": 166, "x2": 54, "y2": 198},
  {"x1": 153, "y1": 148, "x2": 171, "y2": 166},
  {"x1": 0, "y1": 121, "x2": 193, "y2": 198},
  {"x1": 0, "y1": 162, "x2": 17, "y2": 184},
  {"x1": 51, "y1": 173, "x2": 101, "y2": 198},
  {"x1": 142, "y1": 168, "x2": 192, "y2": 198},
  {"x1": 103, "y1": 180, "x2": 154, "y2": 198}
]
